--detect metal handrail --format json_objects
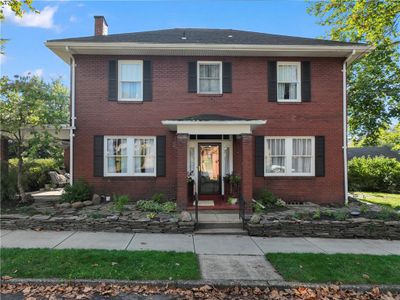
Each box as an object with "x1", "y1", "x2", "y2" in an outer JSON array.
[{"x1": 193, "y1": 180, "x2": 199, "y2": 227}]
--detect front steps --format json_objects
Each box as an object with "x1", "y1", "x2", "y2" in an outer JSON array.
[{"x1": 194, "y1": 212, "x2": 247, "y2": 235}]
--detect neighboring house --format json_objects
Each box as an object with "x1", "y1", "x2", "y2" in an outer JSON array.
[
  {"x1": 46, "y1": 16, "x2": 370, "y2": 210},
  {"x1": 348, "y1": 146, "x2": 400, "y2": 161}
]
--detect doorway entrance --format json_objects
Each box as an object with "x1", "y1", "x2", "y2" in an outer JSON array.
[{"x1": 198, "y1": 143, "x2": 221, "y2": 196}]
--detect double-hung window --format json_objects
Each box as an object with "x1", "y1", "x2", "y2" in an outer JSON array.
[
  {"x1": 277, "y1": 62, "x2": 301, "y2": 102},
  {"x1": 198, "y1": 61, "x2": 222, "y2": 94},
  {"x1": 118, "y1": 60, "x2": 143, "y2": 101},
  {"x1": 104, "y1": 136, "x2": 156, "y2": 176},
  {"x1": 265, "y1": 137, "x2": 314, "y2": 176}
]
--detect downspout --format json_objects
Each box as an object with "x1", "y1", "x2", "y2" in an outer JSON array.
[
  {"x1": 66, "y1": 46, "x2": 76, "y2": 185},
  {"x1": 343, "y1": 50, "x2": 356, "y2": 205}
]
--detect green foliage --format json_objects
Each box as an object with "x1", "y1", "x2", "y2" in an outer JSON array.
[
  {"x1": 0, "y1": 163, "x2": 17, "y2": 204},
  {"x1": 136, "y1": 199, "x2": 177, "y2": 213},
  {"x1": 348, "y1": 157, "x2": 400, "y2": 193},
  {"x1": 8, "y1": 158, "x2": 60, "y2": 192},
  {"x1": 146, "y1": 212, "x2": 157, "y2": 219},
  {"x1": 61, "y1": 180, "x2": 91, "y2": 203},
  {"x1": 0, "y1": 0, "x2": 37, "y2": 21},
  {"x1": 150, "y1": 192, "x2": 165, "y2": 203},
  {"x1": 257, "y1": 189, "x2": 278, "y2": 207},
  {"x1": 333, "y1": 209, "x2": 348, "y2": 221},
  {"x1": 308, "y1": 1, "x2": 400, "y2": 144},
  {"x1": 312, "y1": 209, "x2": 321, "y2": 220},
  {"x1": 377, "y1": 124, "x2": 400, "y2": 151},
  {"x1": 376, "y1": 206, "x2": 400, "y2": 221},
  {"x1": 113, "y1": 195, "x2": 130, "y2": 213}
]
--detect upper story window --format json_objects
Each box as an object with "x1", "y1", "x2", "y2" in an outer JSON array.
[
  {"x1": 277, "y1": 62, "x2": 301, "y2": 102},
  {"x1": 265, "y1": 137, "x2": 314, "y2": 176},
  {"x1": 104, "y1": 136, "x2": 156, "y2": 176},
  {"x1": 197, "y1": 61, "x2": 222, "y2": 94},
  {"x1": 118, "y1": 60, "x2": 143, "y2": 101}
]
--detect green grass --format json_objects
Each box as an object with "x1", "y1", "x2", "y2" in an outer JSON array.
[
  {"x1": 353, "y1": 192, "x2": 400, "y2": 209},
  {"x1": 267, "y1": 253, "x2": 400, "y2": 284},
  {"x1": 1, "y1": 248, "x2": 200, "y2": 280}
]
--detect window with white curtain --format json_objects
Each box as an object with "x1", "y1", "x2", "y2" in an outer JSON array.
[
  {"x1": 265, "y1": 137, "x2": 314, "y2": 176},
  {"x1": 198, "y1": 61, "x2": 222, "y2": 94},
  {"x1": 277, "y1": 62, "x2": 301, "y2": 102},
  {"x1": 104, "y1": 136, "x2": 156, "y2": 176},
  {"x1": 118, "y1": 60, "x2": 143, "y2": 101}
]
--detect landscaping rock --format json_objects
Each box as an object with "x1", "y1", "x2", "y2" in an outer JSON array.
[
  {"x1": 71, "y1": 201, "x2": 84, "y2": 209},
  {"x1": 249, "y1": 214, "x2": 261, "y2": 224},
  {"x1": 59, "y1": 202, "x2": 71, "y2": 209},
  {"x1": 107, "y1": 215, "x2": 119, "y2": 221},
  {"x1": 92, "y1": 194, "x2": 101, "y2": 205},
  {"x1": 180, "y1": 211, "x2": 192, "y2": 222},
  {"x1": 83, "y1": 200, "x2": 93, "y2": 206}
]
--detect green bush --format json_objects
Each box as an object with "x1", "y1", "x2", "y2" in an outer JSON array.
[
  {"x1": 150, "y1": 192, "x2": 165, "y2": 203},
  {"x1": 9, "y1": 158, "x2": 61, "y2": 192},
  {"x1": 113, "y1": 195, "x2": 130, "y2": 212},
  {"x1": 257, "y1": 189, "x2": 278, "y2": 207},
  {"x1": 348, "y1": 156, "x2": 400, "y2": 193},
  {"x1": 0, "y1": 163, "x2": 18, "y2": 204},
  {"x1": 61, "y1": 180, "x2": 91, "y2": 203},
  {"x1": 136, "y1": 199, "x2": 177, "y2": 213}
]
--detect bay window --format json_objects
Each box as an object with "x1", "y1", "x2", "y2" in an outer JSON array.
[
  {"x1": 277, "y1": 62, "x2": 301, "y2": 102},
  {"x1": 265, "y1": 137, "x2": 314, "y2": 176},
  {"x1": 104, "y1": 136, "x2": 156, "y2": 176},
  {"x1": 198, "y1": 61, "x2": 222, "y2": 94},
  {"x1": 118, "y1": 60, "x2": 143, "y2": 101}
]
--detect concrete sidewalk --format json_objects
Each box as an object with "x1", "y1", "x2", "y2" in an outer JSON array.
[{"x1": 1, "y1": 230, "x2": 399, "y2": 281}]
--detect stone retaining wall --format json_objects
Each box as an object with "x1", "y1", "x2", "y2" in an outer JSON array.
[
  {"x1": 247, "y1": 219, "x2": 400, "y2": 239},
  {"x1": 0, "y1": 214, "x2": 195, "y2": 233}
]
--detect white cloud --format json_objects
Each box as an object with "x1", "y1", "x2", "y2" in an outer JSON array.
[
  {"x1": 77, "y1": 3, "x2": 85, "y2": 7},
  {"x1": 69, "y1": 15, "x2": 78, "y2": 23},
  {"x1": 0, "y1": 53, "x2": 6, "y2": 65},
  {"x1": 4, "y1": 5, "x2": 58, "y2": 29},
  {"x1": 23, "y1": 69, "x2": 44, "y2": 77}
]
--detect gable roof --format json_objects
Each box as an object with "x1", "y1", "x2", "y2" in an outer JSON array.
[
  {"x1": 348, "y1": 146, "x2": 400, "y2": 161},
  {"x1": 47, "y1": 28, "x2": 365, "y2": 47}
]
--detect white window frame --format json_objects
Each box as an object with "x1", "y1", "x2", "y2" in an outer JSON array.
[
  {"x1": 264, "y1": 136, "x2": 314, "y2": 177},
  {"x1": 104, "y1": 136, "x2": 156, "y2": 177},
  {"x1": 118, "y1": 60, "x2": 143, "y2": 102},
  {"x1": 277, "y1": 61, "x2": 301, "y2": 103},
  {"x1": 197, "y1": 61, "x2": 223, "y2": 94}
]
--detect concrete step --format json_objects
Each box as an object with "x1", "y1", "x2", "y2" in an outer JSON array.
[
  {"x1": 195, "y1": 228, "x2": 248, "y2": 235},
  {"x1": 197, "y1": 222, "x2": 243, "y2": 229}
]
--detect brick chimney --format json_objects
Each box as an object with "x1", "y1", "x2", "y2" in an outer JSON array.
[{"x1": 94, "y1": 16, "x2": 108, "y2": 36}]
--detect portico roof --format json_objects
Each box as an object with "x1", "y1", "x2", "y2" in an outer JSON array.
[{"x1": 162, "y1": 114, "x2": 266, "y2": 135}]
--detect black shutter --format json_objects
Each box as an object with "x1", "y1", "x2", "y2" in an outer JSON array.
[
  {"x1": 93, "y1": 135, "x2": 104, "y2": 177},
  {"x1": 108, "y1": 60, "x2": 118, "y2": 101},
  {"x1": 188, "y1": 62, "x2": 197, "y2": 93},
  {"x1": 143, "y1": 60, "x2": 152, "y2": 101},
  {"x1": 222, "y1": 62, "x2": 232, "y2": 93},
  {"x1": 156, "y1": 136, "x2": 166, "y2": 177},
  {"x1": 301, "y1": 61, "x2": 311, "y2": 102},
  {"x1": 315, "y1": 136, "x2": 325, "y2": 177},
  {"x1": 255, "y1": 136, "x2": 265, "y2": 177},
  {"x1": 268, "y1": 61, "x2": 277, "y2": 102}
]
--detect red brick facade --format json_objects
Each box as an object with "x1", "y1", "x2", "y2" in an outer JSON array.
[{"x1": 73, "y1": 54, "x2": 345, "y2": 206}]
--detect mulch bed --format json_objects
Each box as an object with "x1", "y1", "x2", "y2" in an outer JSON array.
[{"x1": 1, "y1": 283, "x2": 398, "y2": 299}]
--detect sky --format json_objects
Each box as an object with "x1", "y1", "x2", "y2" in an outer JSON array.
[{"x1": 1, "y1": 0, "x2": 328, "y2": 85}]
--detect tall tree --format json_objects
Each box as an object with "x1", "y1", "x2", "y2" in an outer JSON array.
[
  {"x1": 308, "y1": 0, "x2": 400, "y2": 145},
  {"x1": 0, "y1": 75, "x2": 69, "y2": 203}
]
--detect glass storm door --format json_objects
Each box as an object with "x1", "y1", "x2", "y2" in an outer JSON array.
[{"x1": 198, "y1": 144, "x2": 221, "y2": 195}]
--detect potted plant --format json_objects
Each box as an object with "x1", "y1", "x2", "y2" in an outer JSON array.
[
  {"x1": 224, "y1": 173, "x2": 241, "y2": 203},
  {"x1": 187, "y1": 171, "x2": 194, "y2": 201}
]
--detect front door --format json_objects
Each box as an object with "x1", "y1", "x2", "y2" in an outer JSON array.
[{"x1": 198, "y1": 143, "x2": 221, "y2": 195}]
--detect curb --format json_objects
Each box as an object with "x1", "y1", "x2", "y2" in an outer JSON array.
[{"x1": 2, "y1": 278, "x2": 400, "y2": 293}]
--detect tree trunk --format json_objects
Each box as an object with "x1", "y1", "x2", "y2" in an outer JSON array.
[{"x1": 17, "y1": 153, "x2": 27, "y2": 203}]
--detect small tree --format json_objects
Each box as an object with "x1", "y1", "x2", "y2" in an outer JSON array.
[{"x1": 0, "y1": 75, "x2": 69, "y2": 203}]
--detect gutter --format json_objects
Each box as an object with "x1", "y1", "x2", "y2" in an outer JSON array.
[
  {"x1": 343, "y1": 50, "x2": 356, "y2": 205},
  {"x1": 65, "y1": 46, "x2": 76, "y2": 185}
]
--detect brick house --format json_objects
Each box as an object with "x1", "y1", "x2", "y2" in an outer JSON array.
[{"x1": 46, "y1": 16, "x2": 370, "y2": 210}]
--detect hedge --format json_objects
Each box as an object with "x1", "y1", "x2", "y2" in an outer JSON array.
[{"x1": 348, "y1": 156, "x2": 400, "y2": 193}]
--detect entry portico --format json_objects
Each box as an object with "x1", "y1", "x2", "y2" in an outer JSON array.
[{"x1": 162, "y1": 114, "x2": 266, "y2": 209}]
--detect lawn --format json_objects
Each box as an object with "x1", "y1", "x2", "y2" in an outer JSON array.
[
  {"x1": 353, "y1": 192, "x2": 400, "y2": 209},
  {"x1": 267, "y1": 253, "x2": 400, "y2": 284},
  {"x1": 1, "y1": 248, "x2": 200, "y2": 280}
]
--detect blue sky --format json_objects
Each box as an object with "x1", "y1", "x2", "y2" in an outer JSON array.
[{"x1": 1, "y1": 0, "x2": 327, "y2": 84}]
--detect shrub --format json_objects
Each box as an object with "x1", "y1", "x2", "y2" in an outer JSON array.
[
  {"x1": 61, "y1": 180, "x2": 91, "y2": 203},
  {"x1": 150, "y1": 192, "x2": 165, "y2": 203},
  {"x1": 348, "y1": 156, "x2": 400, "y2": 193},
  {"x1": 136, "y1": 199, "x2": 177, "y2": 213},
  {"x1": 113, "y1": 195, "x2": 130, "y2": 212},
  {"x1": 257, "y1": 189, "x2": 278, "y2": 207},
  {"x1": 333, "y1": 209, "x2": 348, "y2": 221},
  {"x1": 9, "y1": 158, "x2": 61, "y2": 192},
  {"x1": 0, "y1": 163, "x2": 18, "y2": 205},
  {"x1": 376, "y1": 207, "x2": 400, "y2": 221}
]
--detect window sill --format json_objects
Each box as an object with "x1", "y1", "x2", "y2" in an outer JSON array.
[
  {"x1": 264, "y1": 176, "x2": 315, "y2": 180},
  {"x1": 276, "y1": 100, "x2": 302, "y2": 104},
  {"x1": 196, "y1": 93, "x2": 223, "y2": 97},
  {"x1": 102, "y1": 176, "x2": 157, "y2": 181}
]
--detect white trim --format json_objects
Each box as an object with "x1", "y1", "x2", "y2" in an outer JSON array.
[
  {"x1": 162, "y1": 120, "x2": 266, "y2": 134},
  {"x1": 197, "y1": 61, "x2": 223, "y2": 94},
  {"x1": 103, "y1": 136, "x2": 156, "y2": 177},
  {"x1": 277, "y1": 61, "x2": 301, "y2": 103},
  {"x1": 117, "y1": 60, "x2": 143, "y2": 102},
  {"x1": 264, "y1": 136, "x2": 315, "y2": 177},
  {"x1": 65, "y1": 46, "x2": 75, "y2": 185}
]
